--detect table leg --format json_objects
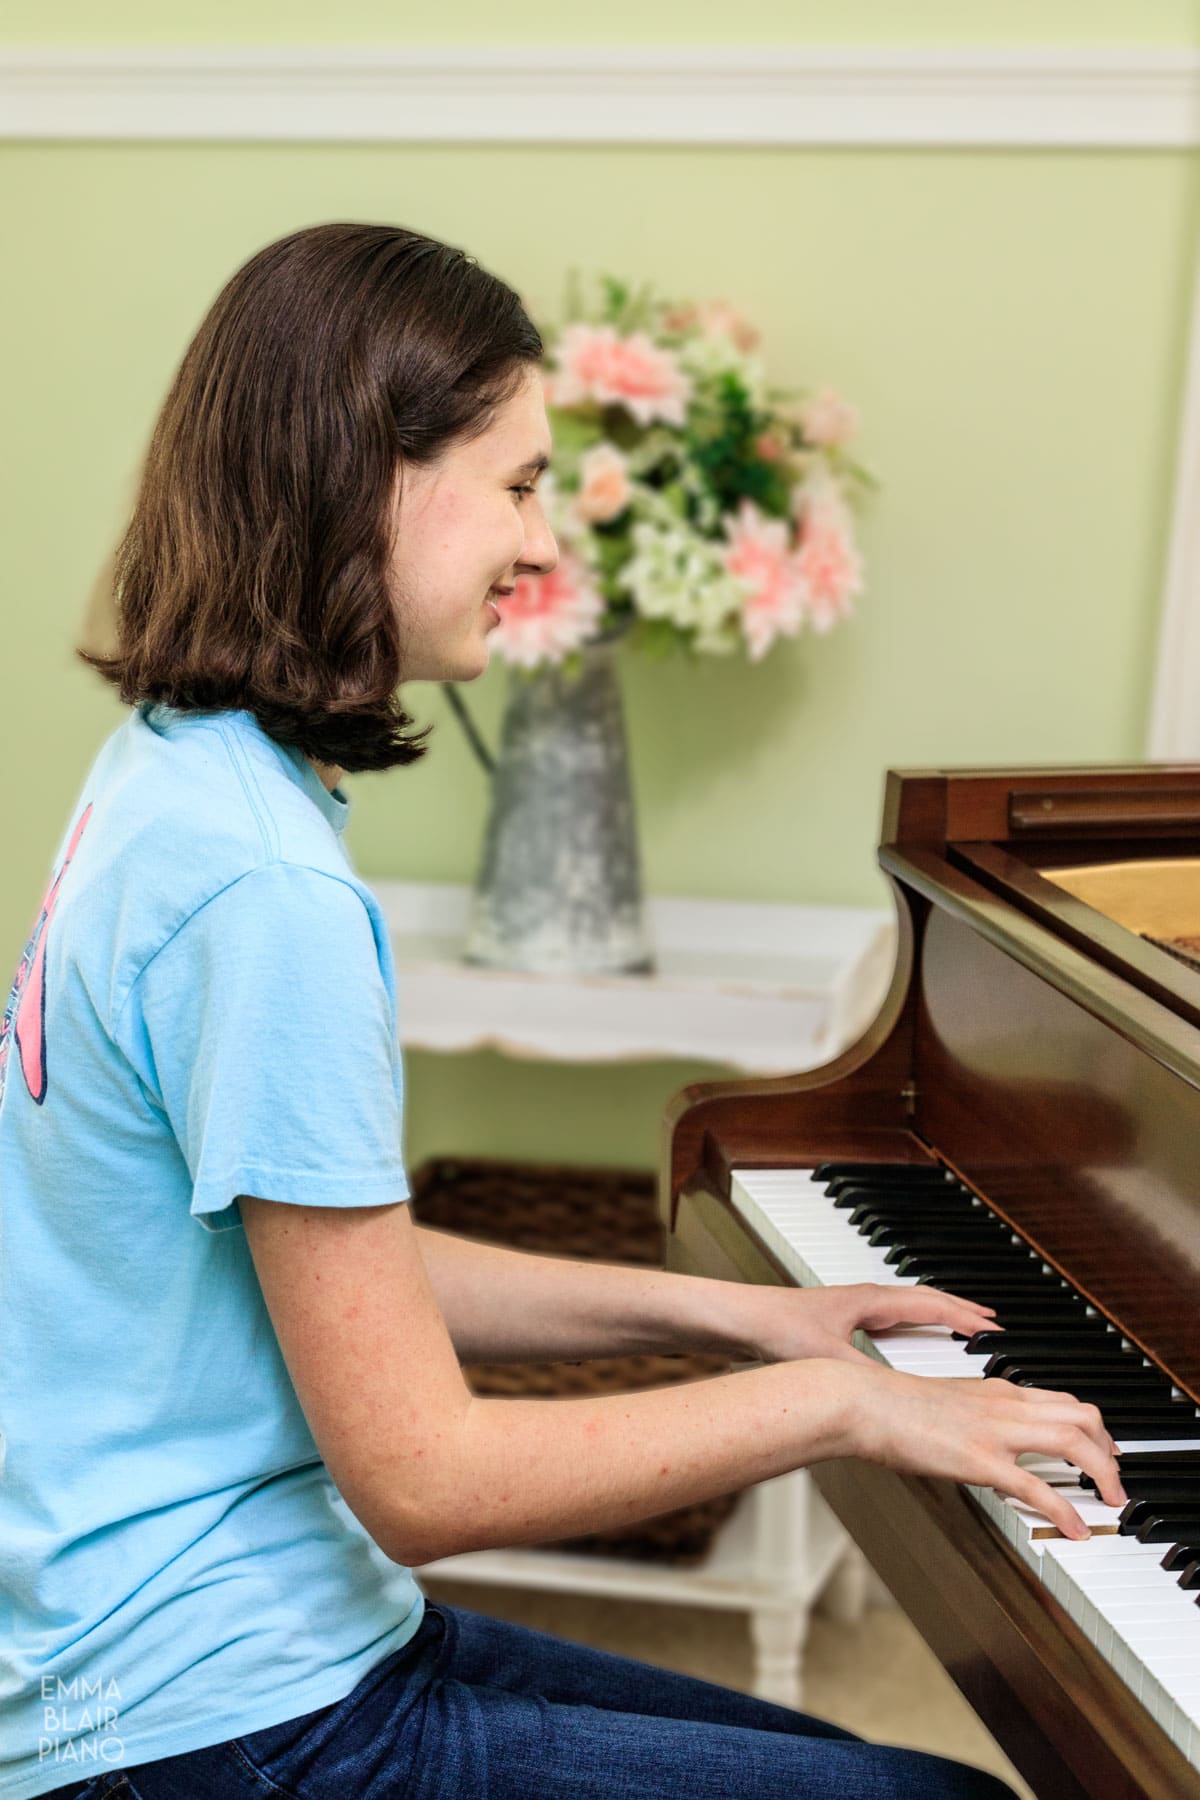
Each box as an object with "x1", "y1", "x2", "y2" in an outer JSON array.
[{"x1": 748, "y1": 1603, "x2": 809, "y2": 1708}]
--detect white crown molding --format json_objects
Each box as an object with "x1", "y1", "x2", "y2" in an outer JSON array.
[
  {"x1": 1147, "y1": 257, "x2": 1200, "y2": 760},
  {"x1": 1, "y1": 45, "x2": 1199, "y2": 146}
]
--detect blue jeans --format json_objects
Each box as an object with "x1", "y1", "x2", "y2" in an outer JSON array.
[{"x1": 43, "y1": 1599, "x2": 1018, "y2": 1799}]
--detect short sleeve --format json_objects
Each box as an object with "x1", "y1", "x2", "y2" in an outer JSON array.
[{"x1": 122, "y1": 862, "x2": 410, "y2": 1233}]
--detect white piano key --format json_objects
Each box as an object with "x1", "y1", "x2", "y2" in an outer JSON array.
[{"x1": 730, "y1": 1162, "x2": 1200, "y2": 1771}]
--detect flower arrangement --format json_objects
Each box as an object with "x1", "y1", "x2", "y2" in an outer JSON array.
[{"x1": 491, "y1": 273, "x2": 874, "y2": 672}]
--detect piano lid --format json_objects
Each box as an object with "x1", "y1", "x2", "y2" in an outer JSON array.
[{"x1": 881, "y1": 765, "x2": 1200, "y2": 1033}]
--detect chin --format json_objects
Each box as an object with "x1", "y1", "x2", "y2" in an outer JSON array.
[{"x1": 454, "y1": 643, "x2": 492, "y2": 683}]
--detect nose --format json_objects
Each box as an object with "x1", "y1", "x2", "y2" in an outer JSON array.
[{"x1": 517, "y1": 509, "x2": 559, "y2": 581}]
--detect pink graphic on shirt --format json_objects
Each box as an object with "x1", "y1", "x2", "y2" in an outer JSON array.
[{"x1": 0, "y1": 803, "x2": 92, "y2": 1108}]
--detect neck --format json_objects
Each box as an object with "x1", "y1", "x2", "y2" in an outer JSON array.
[{"x1": 309, "y1": 757, "x2": 344, "y2": 795}]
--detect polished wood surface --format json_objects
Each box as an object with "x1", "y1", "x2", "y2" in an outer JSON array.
[{"x1": 660, "y1": 766, "x2": 1200, "y2": 1800}]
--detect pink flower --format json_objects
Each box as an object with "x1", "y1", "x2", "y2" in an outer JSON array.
[
  {"x1": 550, "y1": 323, "x2": 692, "y2": 428},
  {"x1": 661, "y1": 302, "x2": 700, "y2": 333},
  {"x1": 490, "y1": 547, "x2": 607, "y2": 669},
  {"x1": 721, "y1": 498, "x2": 809, "y2": 663},
  {"x1": 796, "y1": 387, "x2": 860, "y2": 449},
  {"x1": 754, "y1": 430, "x2": 788, "y2": 463},
  {"x1": 661, "y1": 298, "x2": 760, "y2": 353},
  {"x1": 697, "y1": 300, "x2": 761, "y2": 354},
  {"x1": 573, "y1": 442, "x2": 632, "y2": 525},
  {"x1": 792, "y1": 488, "x2": 863, "y2": 633}
]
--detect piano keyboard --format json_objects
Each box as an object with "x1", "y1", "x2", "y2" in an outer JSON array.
[{"x1": 730, "y1": 1162, "x2": 1200, "y2": 1770}]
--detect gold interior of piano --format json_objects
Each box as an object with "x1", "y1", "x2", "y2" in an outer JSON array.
[{"x1": 1039, "y1": 856, "x2": 1200, "y2": 941}]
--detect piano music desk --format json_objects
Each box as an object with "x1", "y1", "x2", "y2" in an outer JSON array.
[{"x1": 370, "y1": 877, "x2": 894, "y2": 1706}]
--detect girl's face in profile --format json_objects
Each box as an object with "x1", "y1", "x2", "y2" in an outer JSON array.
[{"x1": 389, "y1": 365, "x2": 558, "y2": 683}]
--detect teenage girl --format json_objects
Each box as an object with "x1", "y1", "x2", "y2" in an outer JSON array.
[{"x1": 1, "y1": 222, "x2": 1123, "y2": 1800}]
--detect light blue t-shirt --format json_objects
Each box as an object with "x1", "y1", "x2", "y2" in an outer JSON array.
[{"x1": 0, "y1": 702, "x2": 424, "y2": 1798}]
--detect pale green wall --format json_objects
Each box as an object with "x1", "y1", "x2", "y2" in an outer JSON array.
[
  {"x1": 4, "y1": 7, "x2": 1199, "y2": 1174},
  {"x1": 3, "y1": 0, "x2": 1198, "y2": 43}
]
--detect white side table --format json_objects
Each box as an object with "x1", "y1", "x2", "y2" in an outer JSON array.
[{"x1": 370, "y1": 879, "x2": 895, "y2": 1706}]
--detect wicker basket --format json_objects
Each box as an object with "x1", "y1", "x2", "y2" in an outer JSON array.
[{"x1": 409, "y1": 1155, "x2": 742, "y2": 1565}]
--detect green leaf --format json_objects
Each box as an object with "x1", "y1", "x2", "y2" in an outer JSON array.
[
  {"x1": 837, "y1": 454, "x2": 882, "y2": 493},
  {"x1": 601, "y1": 276, "x2": 629, "y2": 322}
]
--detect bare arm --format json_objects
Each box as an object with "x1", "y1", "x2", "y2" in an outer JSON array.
[
  {"x1": 240, "y1": 1195, "x2": 1126, "y2": 1565},
  {"x1": 412, "y1": 1222, "x2": 760, "y2": 1361},
  {"x1": 412, "y1": 1222, "x2": 1000, "y2": 1366}
]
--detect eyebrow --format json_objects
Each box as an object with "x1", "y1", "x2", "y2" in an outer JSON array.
[{"x1": 512, "y1": 453, "x2": 552, "y2": 476}]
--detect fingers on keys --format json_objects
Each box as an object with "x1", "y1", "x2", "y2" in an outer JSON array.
[{"x1": 1009, "y1": 1383, "x2": 1128, "y2": 1511}]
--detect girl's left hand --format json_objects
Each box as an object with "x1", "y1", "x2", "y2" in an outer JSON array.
[{"x1": 735, "y1": 1281, "x2": 998, "y2": 1366}]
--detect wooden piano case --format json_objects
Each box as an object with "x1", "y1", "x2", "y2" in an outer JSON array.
[{"x1": 661, "y1": 767, "x2": 1200, "y2": 1800}]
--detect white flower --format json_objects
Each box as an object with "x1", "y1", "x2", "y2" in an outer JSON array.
[
  {"x1": 677, "y1": 336, "x2": 769, "y2": 409},
  {"x1": 620, "y1": 517, "x2": 752, "y2": 650}
]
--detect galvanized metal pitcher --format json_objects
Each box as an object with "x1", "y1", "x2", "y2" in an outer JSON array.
[{"x1": 462, "y1": 641, "x2": 654, "y2": 975}]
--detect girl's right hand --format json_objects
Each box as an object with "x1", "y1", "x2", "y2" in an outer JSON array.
[{"x1": 843, "y1": 1364, "x2": 1127, "y2": 1540}]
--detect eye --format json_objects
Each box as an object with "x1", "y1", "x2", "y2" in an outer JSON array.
[{"x1": 511, "y1": 483, "x2": 538, "y2": 502}]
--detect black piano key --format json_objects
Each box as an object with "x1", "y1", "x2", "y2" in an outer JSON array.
[
  {"x1": 833, "y1": 1171, "x2": 967, "y2": 1188},
  {"x1": 896, "y1": 1256, "x2": 1059, "y2": 1281},
  {"x1": 986, "y1": 1361, "x2": 1144, "y2": 1383},
  {"x1": 1123, "y1": 1497, "x2": 1200, "y2": 1529},
  {"x1": 884, "y1": 1236, "x2": 1031, "y2": 1266},
  {"x1": 921, "y1": 1276, "x2": 1072, "y2": 1299},
  {"x1": 1162, "y1": 1541, "x2": 1200, "y2": 1571},
  {"x1": 849, "y1": 1204, "x2": 983, "y2": 1229},
  {"x1": 873, "y1": 1231, "x2": 1015, "y2": 1258},
  {"x1": 867, "y1": 1222, "x2": 1012, "y2": 1248},
  {"x1": 982, "y1": 1346, "x2": 1142, "y2": 1376},
  {"x1": 877, "y1": 1219, "x2": 1018, "y2": 1243},
  {"x1": 1129, "y1": 1490, "x2": 1200, "y2": 1519},
  {"x1": 844, "y1": 1190, "x2": 987, "y2": 1209},
  {"x1": 814, "y1": 1162, "x2": 957, "y2": 1187},
  {"x1": 826, "y1": 1175, "x2": 964, "y2": 1200},
  {"x1": 952, "y1": 1300, "x2": 1091, "y2": 1323},
  {"x1": 847, "y1": 1193, "x2": 984, "y2": 1214},
  {"x1": 926, "y1": 1286, "x2": 1059, "y2": 1310},
  {"x1": 1003, "y1": 1366, "x2": 1177, "y2": 1389},
  {"x1": 959, "y1": 1319, "x2": 1113, "y2": 1338},
  {"x1": 1105, "y1": 1479, "x2": 1200, "y2": 1503},
  {"x1": 964, "y1": 1329, "x2": 1128, "y2": 1357},
  {"x1": 1101, "y1": 1417, "x2": 1200, "y2": 1439},
  {"x1": 995, "y1": 1363, "x2": 1158, "y2": 1384},
  {"x1": 1009, "y1": 1384, "x2": 1184, "y2": 1412},
  {"x1": 1176, "y1": 1560, "x2": 1200, "y2": 1589},
  {"x1": 1094, "y1": 1402, "x2": 1199, "y2": 1423},
  {"x1": 831, "y1": 1181, "x2": 965, "y2": 1209},
  {"x1": 1083, "y1": 1472, "x2": 1199, "y2": 1497},
  {"x1": 917, "y1": 1267, "x2": 1062, "y2": 1283},
  {"x1": 952, "y1": 1317, "x2": 1091, "y2": 1342},
  {"x1": 1135, "y1": 1514, "x2": 1200, "y2": 1543},
  {"x1": 895, "y1": 1248, "x2": 1052, "y2": 1273},
  {"x1": 1083, "y1": 1464, "x2": 1200, "y2": 1493}
]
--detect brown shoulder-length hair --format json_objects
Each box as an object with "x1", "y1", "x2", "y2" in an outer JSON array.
[{"x1": 76, "y1": 222, "x2": 543, "y2": 772}]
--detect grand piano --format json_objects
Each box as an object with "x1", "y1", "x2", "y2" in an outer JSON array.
[{"x1": 661, "y1": 767, "x2": 1200, "y2": 1800}]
